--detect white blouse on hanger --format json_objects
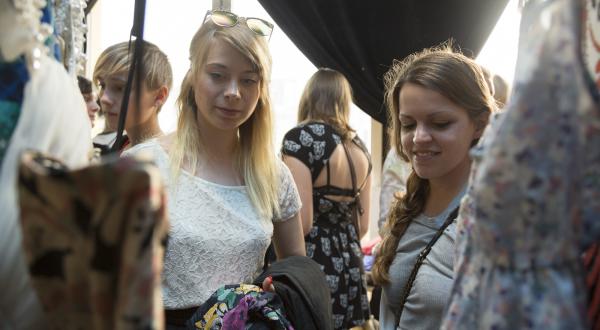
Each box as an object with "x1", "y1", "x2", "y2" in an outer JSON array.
[{"x1": 0, "y1": 54, "x2": 92, "y2": 329}]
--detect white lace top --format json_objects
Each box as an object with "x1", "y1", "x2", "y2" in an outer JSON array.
[{"x1": 123, "y1": 140, "x2": 301, "y2": 308}]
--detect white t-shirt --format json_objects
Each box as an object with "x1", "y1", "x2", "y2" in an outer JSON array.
[{"x1": 123, "y1": 139, "x2": 301, "y2": 308}]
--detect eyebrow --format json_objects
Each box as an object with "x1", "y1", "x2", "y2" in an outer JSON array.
[
  {"x1": 399, "y1": 110, "x2": 454, "y2": 119},
  {"x1": 205, "y1": 62, "x2": 257, "y2": 74},
  {"x1": 105, "y1": 76, "x2": 128, "y2": 84}
]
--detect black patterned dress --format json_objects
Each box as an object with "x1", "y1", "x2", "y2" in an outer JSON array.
[{"x1": 282, "y1": 122, "x2": 371, "y2": 329}]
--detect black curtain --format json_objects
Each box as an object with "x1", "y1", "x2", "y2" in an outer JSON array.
[{"x1": 258, "y1": 0, "x2": 509, "y2": 125}]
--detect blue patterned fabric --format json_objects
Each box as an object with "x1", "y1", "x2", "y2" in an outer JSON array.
[
  {"x1": 0, "y1": 57, "x2": 29, "y2": 166},
  {"x1": 43, "y1": 0, "x2": 61, "y2": 60}
]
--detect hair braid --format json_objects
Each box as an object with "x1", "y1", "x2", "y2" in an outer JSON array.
[{"x1": 372, "y1": 171, "x2": 429, "y2": 284}]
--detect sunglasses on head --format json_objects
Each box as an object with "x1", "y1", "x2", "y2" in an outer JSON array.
[{"x1": 203, "y1": 10, "x2": 274, "y2": 40}]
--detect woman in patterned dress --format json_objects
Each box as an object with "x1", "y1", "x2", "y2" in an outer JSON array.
[{"x1": 282, "y1": 68, "x2": 372, "y2": 329}]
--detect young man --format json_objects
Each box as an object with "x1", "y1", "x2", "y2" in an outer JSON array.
[{"x1": 93, "y1": 41, "x2": 172, "y2": 154}]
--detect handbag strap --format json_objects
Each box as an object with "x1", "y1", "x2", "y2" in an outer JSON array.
[{"x1": 395, "y1": 206, "x2": 460, "y2": 323}]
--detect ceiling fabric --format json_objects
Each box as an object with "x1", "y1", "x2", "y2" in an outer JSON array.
[{"x1": 258, "y1": 0, "x2": 509, "y2": 124}]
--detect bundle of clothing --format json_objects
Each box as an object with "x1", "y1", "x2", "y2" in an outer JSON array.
[{"x1": 185, "y1": 256, "x2": 333, "y2": 330}]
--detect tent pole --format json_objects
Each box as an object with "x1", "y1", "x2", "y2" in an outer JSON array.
[{"x1": 212, "y1": 0, "x2": 230, "y2": 11}]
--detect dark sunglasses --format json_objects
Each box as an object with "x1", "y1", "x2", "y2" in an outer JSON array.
[{"x1": 203, "y1": 10, "x2": 274, "y2": 40}]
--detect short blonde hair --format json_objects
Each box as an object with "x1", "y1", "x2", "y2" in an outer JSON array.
[
  {"x1": 297, "y1": 68, "x2": 355, "y2": 140},
  {"x1": 93, "y1": 41, "x2": 173, "y2": 110},
  {"x1": 172, "y1": 20, "x2": 280, "y2": 219}
]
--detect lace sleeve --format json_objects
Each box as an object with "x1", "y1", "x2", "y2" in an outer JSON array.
[
  {"x1": 121, "y1": 139, "x2": 171, "y2": 186},
  {"x1": 274, "y1": 159, "x2": 301, "y2": 222}
]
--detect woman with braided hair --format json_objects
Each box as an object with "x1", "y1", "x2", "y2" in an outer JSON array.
[{"x1": 372, "y1": 44, "x2": 494, "y2": 330}]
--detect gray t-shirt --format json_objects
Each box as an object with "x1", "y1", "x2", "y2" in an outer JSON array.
[{"x1": 380, "y1": 189, "x2": 465, "y2": 330}]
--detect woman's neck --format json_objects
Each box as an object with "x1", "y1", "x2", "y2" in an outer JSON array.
[
  {"x1": 195, "y1": 115, "x2": 239, "y2": 164},
  {"x1": 203, "y1": 131, "x2": 237, "y2": 159},
  {"x1": 423, "y1": 160, "x2": 471, "y2": 217},
  {"x1": 191, "y1": 129, "x2": 242, "y2": 186}
]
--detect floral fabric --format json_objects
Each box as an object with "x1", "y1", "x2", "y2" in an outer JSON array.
[
  {"x1": 442, "y1": 1, "x2": 600, "y2": 329},
  {"x1": 187, "y1": 284, "x2": 293, "y2": 330}
]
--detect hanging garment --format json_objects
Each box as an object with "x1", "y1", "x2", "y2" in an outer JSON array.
[
  {"x1": 584, "y1": 243, "x2": 600, "y2": 329},
  {"x1": 442, "y1": 0, "x2": 600, "y2": 329},
  {"x1": 18, "y1": 151, "x2": 169, "y2": 330},
  {"x1": 281, "y1": 122, "x2": 371, "y2": 329},
  {"x1": 0, "y1": 53, "x2": 91, "y2": 329},
  {"x1": 0, "y1": 56, "x2": 28, "y2": 166}
]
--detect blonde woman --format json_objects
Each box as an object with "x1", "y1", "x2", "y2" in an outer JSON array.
[
  {"x1": 372, "y1": 46, "x2": 494, "y2": 330},
  {"x1": 281, "y1": 68, "x2": 372, "y2": 329},
  {"x1": 122, "y1": 11, "x2": 305, "y2": 329}
]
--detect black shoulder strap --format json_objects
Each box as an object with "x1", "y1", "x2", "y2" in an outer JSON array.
[
  {"x1": 325, "y1": 158, "x2": 331, "y2": 186},
  {"x1": 111, "y1": 0, "x2": 146, "y2": 153},
  {"x1": 341, "y1": 142, "x2": 358, "y2": 196},
  {"x1": 351, "y1": 137, "x2": 372, "y2": 193},
  {"x1": 395, "y1": 206, "x2": 460, "y2": 323},
  {"x1": 341, "y1": 141, "x2": 367, "y2": 240}
]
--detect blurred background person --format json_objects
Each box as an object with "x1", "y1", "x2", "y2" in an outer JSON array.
[{"x1": 77, "y1": 75, "x2": 100, "y2": 128}]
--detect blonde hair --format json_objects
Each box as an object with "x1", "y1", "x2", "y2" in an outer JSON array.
[
  {"x1": 372, "y1": 44, "x2": 495, "y2": 285},
  {"x1": 297, "y1": 68, "x2": 355, "y2": 140},
  {"x1": 93, "y1": 40, "x2": 173, "y2": 112},
  {"x1": 171, "y1": 21, "x2": 280, "y2": 219}
]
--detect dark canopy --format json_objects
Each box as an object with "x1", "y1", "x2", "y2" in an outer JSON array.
[{"x1": 258, "y1": 0, "x2": 509, "y2": 124}]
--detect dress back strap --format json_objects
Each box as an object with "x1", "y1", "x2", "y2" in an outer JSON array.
[
  {"x1": 341, "y1": 142, "x2": 358, "y2": 197},
  {"x1": 351, "y1": 137, "x2": 372, "y2": 193}
]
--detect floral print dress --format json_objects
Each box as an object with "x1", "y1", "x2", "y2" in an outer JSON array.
[
  {"x1": 282, "y1": 122, "x2": 372, "y2": 329},
  {"x1": 442, "y1": 0, "x2": 600, "y2": 329}
]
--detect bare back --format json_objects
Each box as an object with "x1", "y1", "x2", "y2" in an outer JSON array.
[
  {"x1": 281, "y1": 122, "x2": 372, "y2": 238},
  {"x1": 314, "y1": 136, "x2": 371, "y2": 202}
]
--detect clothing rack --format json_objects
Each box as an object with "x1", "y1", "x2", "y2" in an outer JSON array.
[{"x1": 53, "y1": 0, "x2": 88, "y2": 75}]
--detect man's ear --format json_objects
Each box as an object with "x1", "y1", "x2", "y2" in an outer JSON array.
[{"x1": 154, "y1": 85, "x2": 169, "y2": 106}]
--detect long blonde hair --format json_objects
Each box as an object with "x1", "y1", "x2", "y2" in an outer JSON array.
[
  {"x1": 297, "y1": 68, "x2": 355, "y2": 140},
  {"x1": 372, "y1": 44, "x2": 494, "y2": 285},
  {"x1": 171, "y1": 20, "x2": 280, "y2": 219}
]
